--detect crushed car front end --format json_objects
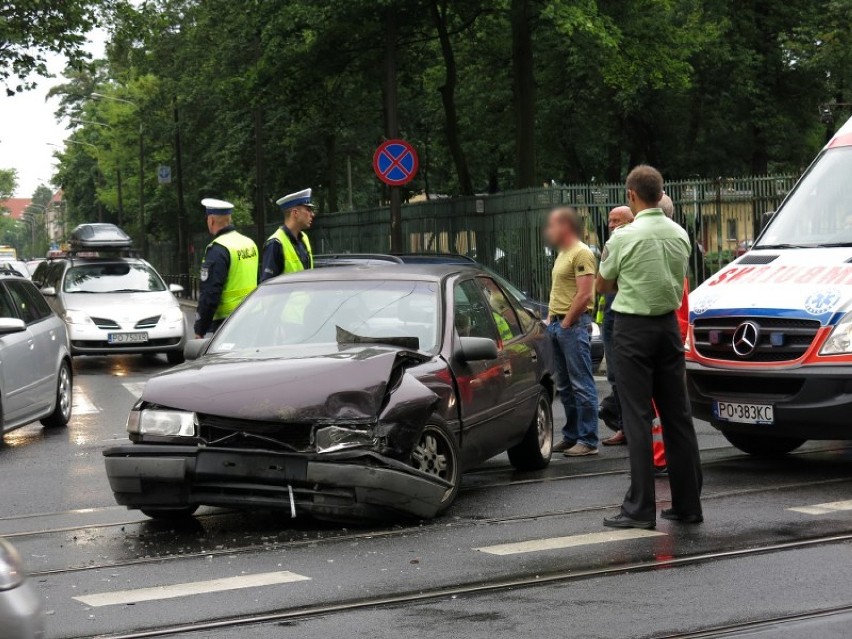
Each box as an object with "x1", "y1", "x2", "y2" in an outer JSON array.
[{"x1": 104, "y1": 347, "x2": 455, "y2": 521}]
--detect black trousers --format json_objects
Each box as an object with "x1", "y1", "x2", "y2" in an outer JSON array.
[{"x1": 612, "y1": 311, "x2": 703, "y2": 521}]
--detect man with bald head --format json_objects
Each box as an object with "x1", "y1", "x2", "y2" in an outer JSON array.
[
  {"x1": 599, "y1": 206, "x2": 634, "y2": 446},
  {"x1": 545, "y1": 207, "x2": 600, "y2": 457}
]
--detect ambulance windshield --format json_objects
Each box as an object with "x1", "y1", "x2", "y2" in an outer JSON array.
[{"x1": 757, "y1": 147, "x2": 852, "y2": 249}]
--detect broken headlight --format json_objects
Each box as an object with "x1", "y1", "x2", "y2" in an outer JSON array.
[
  {"x1": 315, "y1": 425, "x2": 375, "y2": 453},
  {"x1": 127, "y1": 408, "x2": 196, "y2": 437}
]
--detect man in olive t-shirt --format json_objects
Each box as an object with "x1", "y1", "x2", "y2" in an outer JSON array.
[{"x1": 546, "y1": 207, "x2": 600, "y2": 457}]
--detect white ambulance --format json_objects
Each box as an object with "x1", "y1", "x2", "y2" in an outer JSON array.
[{"x1": 686, "y1": 116, "x2": 852, "y2": 456}]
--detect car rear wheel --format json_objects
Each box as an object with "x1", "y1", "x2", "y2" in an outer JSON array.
[
  {"x1": 508, "y1": 389, "x2": 553, "y2": 470},
  {"x1": 410, "y1": 423, "x2": 461, "y2": 514},
  {"x1": 167, "y1": 349, "x2": 185, "y2": 366},
  {"x1": 141, "y1": 506, "x2": 198, "y2": 521},
  {"x1": 723, "y1": 432, "x2": 806, "y2": 457},
  {"x1": 41, "y1": 362, "x2": 72, "y2": 428}
]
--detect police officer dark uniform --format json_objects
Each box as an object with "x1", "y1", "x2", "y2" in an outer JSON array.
[
  {"x1": 194, "y1": 198, "x2": 259, "y2": 338},
  {"x1": 260, "y1": 188, "x2": 315, "y2": 282}
]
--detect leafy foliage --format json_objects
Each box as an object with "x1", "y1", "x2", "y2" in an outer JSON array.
[
  {"x1": 0, "y1": 0, "x2": 105, "y2": 94},
  {"x1": 44, "y1": 0, "x2": 852, "y2": 252}
]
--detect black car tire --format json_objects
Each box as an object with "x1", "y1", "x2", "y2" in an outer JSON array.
[
  {"x1": 167, "y1": 349, "x2": 185, "y2": 366},
  {"x1": 507, "y1": 389, "x2": 553, "y2": 471},
  {"x1": 410, "y1": 422, "x2": 461, "y2": 515},
  {"x1": 141, "y1": 506, "x2": 198, "y2": 520},
  {"x1": 41, "y1": 361, "x2": 72, "y2": 428},
  {"x1": 723, "y1": 432, "x2": 806, "y2": 457}
]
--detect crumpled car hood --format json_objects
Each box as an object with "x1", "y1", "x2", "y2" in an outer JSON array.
[{"x1": 142, "y1": 344, "x2": 430, "y2": 423}]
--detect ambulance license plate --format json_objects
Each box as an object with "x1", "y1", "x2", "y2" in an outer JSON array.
[
  {"x1": 108, "y1": 332, "x2": 148, "y2": 344},
  {"x1": 713, "y1": 401, "x2": 774, "y2": 425}
]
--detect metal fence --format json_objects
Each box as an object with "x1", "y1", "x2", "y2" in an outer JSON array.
[{"x1": 150, "y1": 175, "x2": 798, "y2": 302}]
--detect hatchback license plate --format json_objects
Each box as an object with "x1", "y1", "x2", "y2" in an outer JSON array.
[
  {"x1": 108, "y1": 332, "x2": 148, "y2": 344},
  {"x1": 714, "y1": 401, "x2": 774, "y2": 425}
]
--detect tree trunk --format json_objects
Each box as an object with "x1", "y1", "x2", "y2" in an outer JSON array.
[
  {"x1": 511, "y1": 0, "x2": 536, "y2": 189},
  {"x1": 325, "y1": 132, "x2": 338, "y2": 213},
  {"x1": 431, "y1": 0, "x2": 474, "y2": 196}
]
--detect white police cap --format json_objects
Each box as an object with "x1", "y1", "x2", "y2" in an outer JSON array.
[
  {"x1": 201, "y1": 198, "x2": 234, "y2": 216},
  {"x1": 276, "y1": 188, "x2": 314, "y2": 210}
]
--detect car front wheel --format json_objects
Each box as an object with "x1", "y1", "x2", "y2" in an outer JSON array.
[
  {"x1": 167, "y1": 349, "x2": 185, "y2": 366},
  {"x1": 41, "y1": 361, "x2": 72, "y2": 428},
  {"x1": 723, "y1": 432, "x2": 805, "y2": 457},
  {"x1": 410, "y1": 423, "x2": 461, "y2": 514},
  {"x1": 508, "y1": 389, "x2": 553, "y2": 470}
]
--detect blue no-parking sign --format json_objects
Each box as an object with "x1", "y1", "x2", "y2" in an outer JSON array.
[{"x1": 373, "y1": 139, "x2": 419, "y2": 186}]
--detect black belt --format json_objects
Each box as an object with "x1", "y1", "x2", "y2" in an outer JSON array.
[{"x1": 553, "y1": 310, "x2": 592, "y2": 321}]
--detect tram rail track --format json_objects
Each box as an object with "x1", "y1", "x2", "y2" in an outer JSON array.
[
  {"x1": 25, "y1": 474, "x2": 852, "y2": 578},
  {"x1": 76, "y1": 531, "x2": 852, "y2": 639}
]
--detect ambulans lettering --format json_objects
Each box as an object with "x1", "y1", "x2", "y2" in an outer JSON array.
[{"x1": 708, "y1": 265, "x2": 852, "y2": 287}]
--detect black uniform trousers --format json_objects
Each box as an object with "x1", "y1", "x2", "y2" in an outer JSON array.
[{"x1": 612, "y1": 311, "x2": 703, "y2": 522}]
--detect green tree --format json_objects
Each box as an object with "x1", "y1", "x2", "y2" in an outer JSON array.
[{"x1": 0, "y1": 0, "x2": 105, "y2": 94}]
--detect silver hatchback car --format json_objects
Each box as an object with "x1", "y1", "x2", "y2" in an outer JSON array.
[{"x1": 0, "y1": 270, "x2": 72, "y2": 440}]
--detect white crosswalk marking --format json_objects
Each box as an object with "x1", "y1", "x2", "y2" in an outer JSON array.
[
  {"x1": 788, "y1": 500, "x2": 852, "y2": 515},
  {"x1": 73, "y1": 570, "x2": 311, "y2": 607},
  {"x1": 72, "y1": 387, "x2": 98, "y2": 415},
  {"x1": 121, "y1": 382, "x2": 147, "y2": 398},
  {"x1": 475, "y1": 529, "x2": 665, "y2": 556}
]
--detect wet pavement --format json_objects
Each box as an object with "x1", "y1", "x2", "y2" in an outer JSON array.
[{"x1": 1, "y1": 352, "x2": 851, "y2": 638}]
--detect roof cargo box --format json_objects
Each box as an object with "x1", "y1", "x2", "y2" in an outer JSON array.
[{"x1": 69, "y1": 224, "x2": 133, "y2": 250}]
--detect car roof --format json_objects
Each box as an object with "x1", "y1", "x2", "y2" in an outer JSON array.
[
  {"x1": 48, "y1": 255, "x2": 147, "y2": 265},
  {"x1": 263, "y1": 263, "x2": 480, "y2": 285}
]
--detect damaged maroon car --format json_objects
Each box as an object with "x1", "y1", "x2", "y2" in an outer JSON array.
[{"x1": 104, "y1": 265, "x2": 555, "y2": 521}]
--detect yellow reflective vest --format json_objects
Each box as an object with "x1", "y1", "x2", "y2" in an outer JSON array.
[
  {"x1": 210, "y1": 231, "x2": 259, "y2": 320},
  {"x1": 269, "y1": 227, "x2": 313, "y2": 274}
]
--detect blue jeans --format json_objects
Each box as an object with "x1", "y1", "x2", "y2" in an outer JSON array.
[{"x1": 549, "y1": 314, "x2": 600, "y2": 448}]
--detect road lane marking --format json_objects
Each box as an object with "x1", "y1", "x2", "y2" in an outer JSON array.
[
  {"x1": 121, "y1": 382, "x2": 147, "y2": 398},
  {"x1": 72, "y1": 387, "x2": 98, "y2": 415},
  {"x1": 73, "y1": 570, "x2": 311, "y2": 607},
  {"x1": 475, "y1": 529, "x2": 665, "y2": 556},
  {"x1": 788, "y1": 500, "x2": 852, "y2": 515}
]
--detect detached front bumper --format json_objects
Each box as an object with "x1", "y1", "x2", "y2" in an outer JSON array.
[
  {"x1": 686, "y1": 361, "x2": 852, "y2": 439},
  {"x1": 103, "y1": 444, "x2": 452, "y2": 521}
]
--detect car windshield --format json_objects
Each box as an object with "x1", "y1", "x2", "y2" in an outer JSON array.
[
  {"x1": 756, "y1": 147, "x2": 852, "y2": 249},
  {"x1": 209, "y1": 280, "x2": 441, "y2": 354},
  {"x1": 63, "y1": 263, "x2": 166, "y2": 293}
]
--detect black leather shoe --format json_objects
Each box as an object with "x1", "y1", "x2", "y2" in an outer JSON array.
[
  {"x1": 603, "y1": 514, "x2": 656, "y2": 530},
  {"x1": 660, "y1": 508, "x2": 704, "y2": 524}
]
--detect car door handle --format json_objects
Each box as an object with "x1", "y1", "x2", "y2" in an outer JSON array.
[
  {"x1": 530, "y1": 353, "x2": 538, "y2": 363},
  {"x1": 503, "y1": 366, "x2": 512, "y2": 377},
  {"x1": 27, "y1": 339, "x2": 34, "y2": 351}
]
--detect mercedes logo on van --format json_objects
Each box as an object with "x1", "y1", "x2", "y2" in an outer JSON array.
[{"x1": 732, "y1": 321, "x2": 760, "y2": 358}]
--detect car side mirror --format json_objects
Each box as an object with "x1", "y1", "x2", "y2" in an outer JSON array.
[
  {"x1": 169, "y1": 283, "x2": 184, "y2": 293},
  {"x1": 457, "y1": 336, "x2": 499, "y2": 362},
  {"x1": 40, "y1": 286, "x2": 56, "y2": 297},
  {"x1": 184, "y1": 338, "x2": 210, "y2": 361},
  {"x1": 521, "y1": 302, "x2": 541, "y2": 320},
  {"x1": 0, "y1": 318, "x2": 27, "y2": 335},
  {"x1": 760, "y1": 210, "x2": 775, "y2": 231}
]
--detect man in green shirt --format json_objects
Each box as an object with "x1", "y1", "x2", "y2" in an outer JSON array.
[{"x1": 597, "y1": 165, "x2": 703, "y2": 530}]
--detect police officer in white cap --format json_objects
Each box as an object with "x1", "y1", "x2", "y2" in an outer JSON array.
[
  {"x1": 260, "y1": 188, "x2": 315, "y2": 282},
  {"x1": 194, "y1": 198, "x2": 259, "y2": 338}
]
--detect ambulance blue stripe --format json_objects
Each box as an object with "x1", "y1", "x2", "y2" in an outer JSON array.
[{"x1": 689, "y1": 307, "x2": 839, "y2": 326}]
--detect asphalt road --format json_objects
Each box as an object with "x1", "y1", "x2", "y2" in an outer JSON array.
[{"x1": 2, "y1": 350, "x2": 852, "y2": 639}]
